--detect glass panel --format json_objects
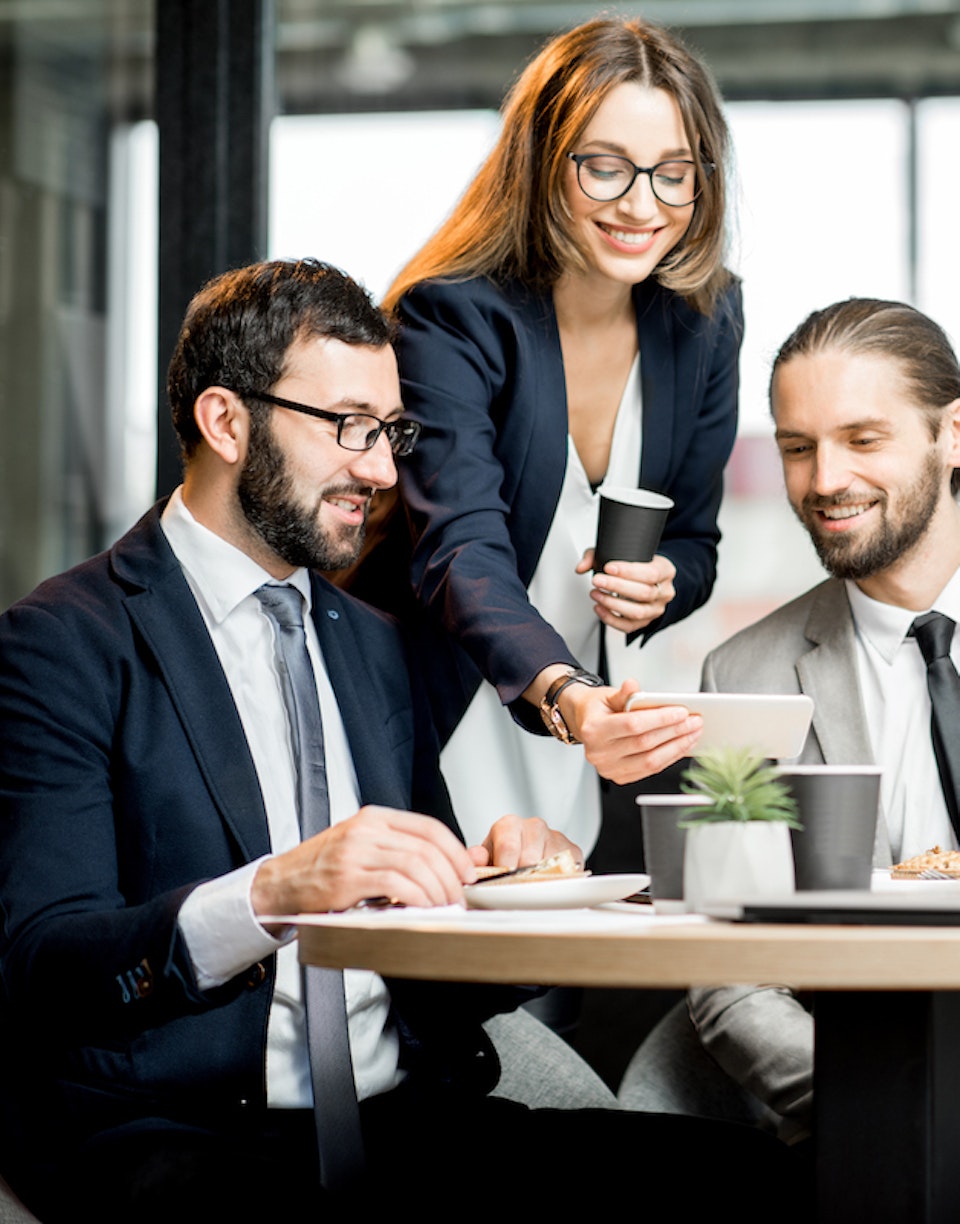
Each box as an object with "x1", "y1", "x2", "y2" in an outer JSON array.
[
  {"x1": 270, "y1": 110, "x2": 500, "y2": 301},
  {"x1": 727, "y1": 99, "x2": 910, "y2": 435},
  {"x1": 917, "y1": 97, "x2": 960, "y2": 351},
  {"x1": 0, "y1": 2, "x2": 155, "y2": 610}
]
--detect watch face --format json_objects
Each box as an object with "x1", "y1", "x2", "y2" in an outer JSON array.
[{"x1": 542, "y1": 702, "x2": 577, "y2": 744}]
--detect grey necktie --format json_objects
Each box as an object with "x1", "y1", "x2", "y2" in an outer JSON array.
[
  {"x1": 911, "y1": 611, "x2": 960, "y2": 842},
  {"x1": 255, "y1": 583, "x2": 365, "y2": 1190}
]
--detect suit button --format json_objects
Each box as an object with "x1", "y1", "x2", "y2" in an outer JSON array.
[{"x1": 245, "y1": 961, "x2": 267, "y2": 988}]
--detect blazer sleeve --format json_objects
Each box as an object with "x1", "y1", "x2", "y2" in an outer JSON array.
[
  {"x1": 0, "y1": 595, "x2": 249, "y2": 1044},
  {"x1": 641, "y1": 280, "x2": 743, "y2": 641},
  {"x1": 396, "y1": 279, "x2": 578, "y2": 713}
]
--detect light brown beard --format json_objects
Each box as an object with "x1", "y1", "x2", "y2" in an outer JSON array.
[{"x1": 796, "y1": 447, "x2": 943, "y2": 580}]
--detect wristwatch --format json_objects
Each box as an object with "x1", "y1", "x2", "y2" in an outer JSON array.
[{"x1": 539, "y1": 667, "x2": 604, "y2": 744}]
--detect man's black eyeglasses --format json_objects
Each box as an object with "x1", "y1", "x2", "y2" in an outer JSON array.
[{"x1": 242, "y1": 390, "x2": 421, "y2": 456}]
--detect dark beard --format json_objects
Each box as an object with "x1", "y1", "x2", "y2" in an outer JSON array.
[
  {"x1": 237, "y1": 415, "x2": 370, "y2": 571},
  {"x1": 798, "y1": 447, "x2": 942, "y2": 581}
]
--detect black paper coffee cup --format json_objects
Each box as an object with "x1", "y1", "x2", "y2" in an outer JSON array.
[{"x1": 595, "y1": 487, "x2": 674, "y2": 571}]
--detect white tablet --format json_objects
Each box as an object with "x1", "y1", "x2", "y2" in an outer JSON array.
[{"x1": 624, "y1": 691, "x2": 814, "y2": 760}]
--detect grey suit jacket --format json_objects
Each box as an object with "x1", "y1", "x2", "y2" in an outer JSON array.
[
  {"x1": 700, "y1": 576, "x2": 890, "y2": 865},
  {"x1": 688, "y1": 578, "x2": 890, "y2": 1140}
]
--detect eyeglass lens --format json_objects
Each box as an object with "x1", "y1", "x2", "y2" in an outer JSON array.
[{"x1": 339, "y1": 416, "x2": 420, "y2": 456}]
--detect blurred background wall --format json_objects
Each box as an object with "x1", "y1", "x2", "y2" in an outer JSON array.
[{"x1": 1, "y1": 0, "x2": 958, "y2": 688}]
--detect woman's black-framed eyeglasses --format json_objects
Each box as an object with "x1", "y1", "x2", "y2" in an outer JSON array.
[
  {"x1": 568, "y1": 152, "x2": 714, "y2": 207},
  {"x1": 242, "y1": 390, "x2": 422, "y2": 456}
]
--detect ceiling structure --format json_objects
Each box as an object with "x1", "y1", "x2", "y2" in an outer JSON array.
[
  {"x1": 275, "y1": 0, "x2": 960, "y2": 113},
  {"x1": 0, "y1": 1, "x2": 958, "y2": 116}
]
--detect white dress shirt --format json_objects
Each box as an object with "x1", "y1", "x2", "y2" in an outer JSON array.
[
  {"x1": 162, "y1": 489, "x2": 402, "y2": 1107},
  {"x1": 847, "y1": 569, "x2": 960, "y2": 861}
]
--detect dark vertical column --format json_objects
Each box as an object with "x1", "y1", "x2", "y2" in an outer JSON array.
[
  {"x1": 815, "y1": 989, "x2": 960, "y2": 1223},
  {"x1": 155, "y1": 0, "x2": 275, "y2": 496}
]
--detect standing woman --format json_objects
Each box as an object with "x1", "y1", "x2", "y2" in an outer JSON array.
[{"x1": 382, "y1": 17, "x2": 740, "y2": 856}]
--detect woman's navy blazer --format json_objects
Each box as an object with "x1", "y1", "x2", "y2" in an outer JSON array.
[{"x1": 393, "y1": 274, "x2": 743, "y2": 740}]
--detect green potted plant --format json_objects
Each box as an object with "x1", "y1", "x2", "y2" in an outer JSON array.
[{"x1": 679, "y1": 748, "x2": 801, "y2": 909}]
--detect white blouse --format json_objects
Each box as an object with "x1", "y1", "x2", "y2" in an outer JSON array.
[{"x1": 441, "y1": 355, "x2": 642, "y2": 857}]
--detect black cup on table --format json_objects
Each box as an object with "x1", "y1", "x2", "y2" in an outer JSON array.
[
  {"x1": 595, "y1": 486, "x2": 674, "y2": 572},
  {"x1": 776, "y1": 765, "x2": 882, "y2": 890},
  {"x1": 635, "y1": 794, "x2": 711, "y2": 911}
]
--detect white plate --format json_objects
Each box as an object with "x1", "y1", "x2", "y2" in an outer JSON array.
[{"x1": 464, "y1": 873, "x2": 649, "y2": 911}]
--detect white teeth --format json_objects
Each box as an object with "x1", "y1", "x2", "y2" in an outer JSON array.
[
  {"x1": 822, "y1": 503, "x2": 872, "y2": 520},
  {"x1": 601, "y1": 225, "x2": 653, "y2": 246},
  {"x1": 329, "y1": 498, "x2": 357, "y2": 512}
]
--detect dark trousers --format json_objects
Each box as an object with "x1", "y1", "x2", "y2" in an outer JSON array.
[{"x1": 24, "y1": 1081, "x2": 810, "y2": 1223}]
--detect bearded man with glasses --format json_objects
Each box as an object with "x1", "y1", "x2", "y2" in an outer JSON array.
[{"x1": 0, "y1": 258, "x2": 799, "y2": 1222}]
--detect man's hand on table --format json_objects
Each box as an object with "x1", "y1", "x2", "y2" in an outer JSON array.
[
  {"x1": 251, "y1": 805, "x2": 478, "y2": 921},
  {"x1": 250, "y1": 807, "x2": 584, "y2": 926},
  {"x1": 468, "y1": 813, "x2": 583, "y2": 872}
]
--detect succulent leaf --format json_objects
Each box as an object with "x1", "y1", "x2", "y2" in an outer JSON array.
[{"x1": 678, "y1": 747, "x2": 802, "y2": 828}]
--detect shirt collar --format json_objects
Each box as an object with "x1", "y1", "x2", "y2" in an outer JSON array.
[
  {"x1": 846, "y1": 566, "x2": 960, "y2": 665},
  {"x1": 160, "y1": 487, "x2": 312, "y2": 624}
]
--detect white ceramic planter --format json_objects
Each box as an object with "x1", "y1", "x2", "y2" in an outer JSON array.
[{"x1": 683, "y1": 820, "x2": 796, "y2": 911}]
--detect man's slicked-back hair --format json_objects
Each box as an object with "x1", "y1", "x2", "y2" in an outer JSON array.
[
  {"x1": 167, "y1": 258, "x2": 396, "y2": 458},
  {"x1": 772, "y1": 298, "x2": 960, "y2": 435},
  {"x1": 771, "y1": 298, "x2": 960, "y2": 494}
]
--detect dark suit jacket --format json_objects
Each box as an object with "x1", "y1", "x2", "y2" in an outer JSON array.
[
  {"x1": 0, "y1": 503, "x2": 524, "y2": 1189},
  {"x1": 392, "y1": 275, "x2": 742, "y2": 740}
]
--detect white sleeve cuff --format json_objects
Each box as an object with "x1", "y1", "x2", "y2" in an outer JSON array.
[{"x1": 178, "y1": 856, "x2": 295, "y2": 990}]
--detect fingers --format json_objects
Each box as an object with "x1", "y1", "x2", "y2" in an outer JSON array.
[
  {"x1": 575, "y1": 548, "x2": 596, "y2": 575},
  {"x1": 477, "y1": 814, "x2": 584, "y2": 871},
  {"x1": 467, "y1": 843, "x2": 491, "y2": 867},
  {"x1": 531, "y1": 822, "x2": 584, "y2": 868},
  {"x1": 253, "y1": 806, "x2": 477, "y2": 916},
  {"x1": 590, "y1": 555, "x2": 676, "y2": 633},
  {"x1": 606, "y1": 675, "x2": 641, "y2": 713},
  {"x1": 576, "y1": 681, "x2": 703, "y2": 786},
  {"x1": 350, "y1": 807, "x2": 476, "y2": 905}
]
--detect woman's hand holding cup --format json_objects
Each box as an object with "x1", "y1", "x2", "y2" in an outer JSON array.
[{"x1": 577, "y1": 550, "x2": 677, "y2": 632}]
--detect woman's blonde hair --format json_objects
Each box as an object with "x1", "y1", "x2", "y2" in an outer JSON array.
[{"x1": 386, "y1": 17, "x2": 731, "y2": 316}]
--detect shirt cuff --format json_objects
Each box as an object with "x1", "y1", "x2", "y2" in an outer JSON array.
[{"x1": 178, "y1": 856, "x2": 294, "y2": 990}]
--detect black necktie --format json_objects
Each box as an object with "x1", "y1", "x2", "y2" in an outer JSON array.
[
  {"x1": 912, "y1": 611, "x2": 960, "y2": 841},
  {"x1": 255, "y1": 584, "x2": 365, "y2": 1191}
]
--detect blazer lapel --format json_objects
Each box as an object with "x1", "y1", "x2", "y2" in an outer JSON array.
[
  {"x1": 796, "y1": 580, "x2": 873, "y2": 764},
  {"x1": 510, "y1": 288, "x2": 569, "y2": 587},
  {"x1": 635, "y1": 284, "x2": 675, "y2": 491},
  {"x1": 310, "y1": 583, "x2": 407, "y2": 810},
  {"x1": 114, "y1": 513, "x2": 271, "y2": 862},
  {"x1": 795, "y1": 579, "x2": 891, "y2": 865}
]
